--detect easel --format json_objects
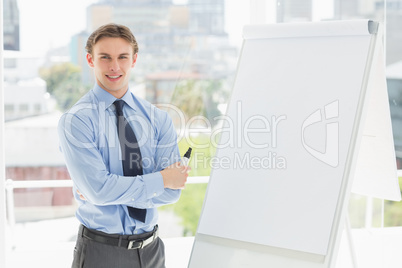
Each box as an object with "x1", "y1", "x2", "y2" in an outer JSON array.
[{"x1": 189, "y1": 20, "x2": 401, "y2": 268}]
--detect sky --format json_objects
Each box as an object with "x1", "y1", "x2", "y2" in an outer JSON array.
[
  {"x1": 16, "y1": 0, "x2": 333, "y2": 56},
  {"x1": 17, "y1": 0, "x2": 97, "y2": 55}
]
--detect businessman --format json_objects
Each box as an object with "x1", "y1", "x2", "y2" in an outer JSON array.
[{"x1": 58, "y1": 23, "x2": 189, "y2": 268}]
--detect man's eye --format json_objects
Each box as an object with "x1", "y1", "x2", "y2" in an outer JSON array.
[
  {"x1": 101, "y1": 56, "x2": 110, "y2": 59},
  {"x1": 119, "y1": 56, "x2": 127, "y2": 59}
]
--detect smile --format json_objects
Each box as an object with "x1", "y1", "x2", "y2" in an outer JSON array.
[{"x1": 106, "y1": 75, "x2": 122, "y2": 79}]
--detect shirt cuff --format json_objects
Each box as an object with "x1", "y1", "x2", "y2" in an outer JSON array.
[{"x1": 142, "y1": 172, "x2": 165, "y2": 199}]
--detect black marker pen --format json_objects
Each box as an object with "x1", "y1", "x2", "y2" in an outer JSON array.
[{"x1": 181, "y1": 147, "x2": 192, "y2": 166}]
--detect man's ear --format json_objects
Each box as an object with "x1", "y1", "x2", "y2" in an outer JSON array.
[
  {"x1": 131, "y1": 53, "x2": 138, "y2": 68},
  {"x1": 86, "y1": 53, "x2": 94, "y2": 68}
]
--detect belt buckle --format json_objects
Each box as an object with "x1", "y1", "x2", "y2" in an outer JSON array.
[{"x1": 128, "y1": 239, "x2": 143, "y2": 250}]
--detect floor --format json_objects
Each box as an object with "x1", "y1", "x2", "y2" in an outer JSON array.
[{"x1": 5, "y1": 217, "x2": 402, "y2": 268}]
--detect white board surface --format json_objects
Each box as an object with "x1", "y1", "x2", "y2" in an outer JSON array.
[{"x1": 189, "y1": 20, "x2": 399, "y2": 268}]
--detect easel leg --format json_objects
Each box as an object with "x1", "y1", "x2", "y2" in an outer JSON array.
[{"x1": 345, "y1": 216, "x2": 358, "y2": 268}]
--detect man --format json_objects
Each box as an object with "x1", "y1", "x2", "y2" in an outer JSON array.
[{"x1": 58, "y1": 23, "x2": 189, "y2": 268}]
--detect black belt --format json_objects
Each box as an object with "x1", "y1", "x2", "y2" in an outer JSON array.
[{"x1": 82, "y1": 225, "x2": 158, "y2": 250}]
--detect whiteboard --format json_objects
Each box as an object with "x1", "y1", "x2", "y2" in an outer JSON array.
[{"x1": 189, "y1": 20, "x2": 399, "y2": 268}]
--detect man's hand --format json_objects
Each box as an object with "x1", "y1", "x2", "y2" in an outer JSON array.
[{"x1": 160, "y1": 162, "x2": 190, "y2": 189}]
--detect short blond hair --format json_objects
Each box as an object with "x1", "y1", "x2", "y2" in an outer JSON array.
[{"x1": 86, "y1": 23, "x2": 139, "y2": 55}]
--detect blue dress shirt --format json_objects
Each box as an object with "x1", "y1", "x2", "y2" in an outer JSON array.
[{"x1": 58, "y1": 83, "x2": 181, "y2": 235}]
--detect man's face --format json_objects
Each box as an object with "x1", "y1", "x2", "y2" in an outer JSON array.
[{"x1": 87, "y1": 37, "x2": 137, "y2": 98}]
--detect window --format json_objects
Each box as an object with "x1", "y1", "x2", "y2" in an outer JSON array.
[
  {"x1": 2, "y1": 1, "x2": 402, "y2": 267},
  {"x1": 4, "y1": 104, "x2": 15, "y2": 117},
  {"x1": 4, "y1": 58, "x2": 16, "y2": 68},
  {"x1": 18, "y1": 103, "x2": 29, "y2": 113},
  {"x1": 33, "y1": 103, "x2": 42, "y2": 113}
]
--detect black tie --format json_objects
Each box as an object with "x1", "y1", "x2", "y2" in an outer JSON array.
[{"x1": 114, "y1": 100, "x2": 146, "y2": 223}]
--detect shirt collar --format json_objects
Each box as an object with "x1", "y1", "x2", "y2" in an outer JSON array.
[
  {"x1": 92, "y1": 83, "x2": 137, "y2": 111},
  {"x1": 120, "y1": 89, "x2": 137, "y2": 112}
]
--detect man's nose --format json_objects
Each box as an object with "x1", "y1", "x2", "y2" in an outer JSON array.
[{"x1": 110, "y1": 59, "x2": 120, "y2": 72}]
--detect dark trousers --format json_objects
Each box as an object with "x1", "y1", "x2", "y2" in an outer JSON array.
[{"x1": 72, "y1": 225, "x2": 166, "y2": 268}]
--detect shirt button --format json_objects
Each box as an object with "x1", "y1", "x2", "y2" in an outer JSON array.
[
  {"x1": 153, "y1": 193, "x2": 157, "y2": 197},
  {"x1": 131, "y1": 198, "x2": 135, "y2": 201},
  {"x1": 134, "y1": 231, "x2": 138, "y2": 234}
]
